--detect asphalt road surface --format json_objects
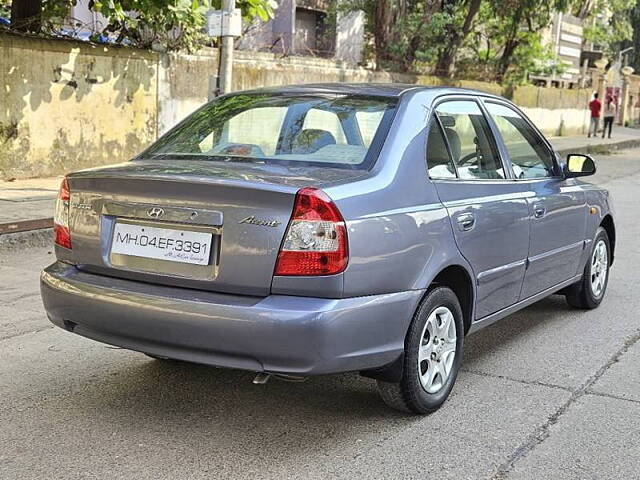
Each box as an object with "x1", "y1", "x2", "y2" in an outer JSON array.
[{"x1": 2, "y1": 149, "x2": 640, "y2": 480}]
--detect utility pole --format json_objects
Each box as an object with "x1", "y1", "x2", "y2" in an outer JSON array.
[{"x1": 218, "y1": 0, "x2": 236, "y2": 96}]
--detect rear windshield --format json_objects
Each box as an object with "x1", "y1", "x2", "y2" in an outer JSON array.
[{"x1": 140, "y1": 94, "x2": 397, "y2": 170}]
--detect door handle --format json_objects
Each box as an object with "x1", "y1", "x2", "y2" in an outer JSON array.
[
  {"x1": 533, "y1": 204, "x2": 546, "y2": 219},
  {"x1": 456, "y1": 213, "x2": 475, "y2": 231}
]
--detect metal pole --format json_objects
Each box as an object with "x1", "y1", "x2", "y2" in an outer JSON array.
[{"x1": 218, "y1": 0, "x2": 236, "y2": 95}]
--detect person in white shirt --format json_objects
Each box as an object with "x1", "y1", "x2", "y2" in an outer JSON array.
[{"x1": 602, "y1": 97, "x2": 615, "y2": 139}]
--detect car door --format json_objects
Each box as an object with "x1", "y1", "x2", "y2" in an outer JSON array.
[
  {"x1": 427, "y1": 97, "x2": 531, "y2": 319},
  {"x1": 483, "y1": 100, "x2": 587, "y2": 299}
]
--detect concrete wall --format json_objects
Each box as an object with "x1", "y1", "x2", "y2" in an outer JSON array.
[
  {"x1": 1, "y1": 33, "x2": 158, "y2": 179},
  {"x1": 2, "y1": 32, "x2": 596, "y2": 179},
  {"x1": 335, "y1": 10, "x2": 365, "y2": 64},
  {"x1": 622, "y1": 74, "x2": 640, "y2": 126},
  {"x1": 512, "y1": 86, "x2": 592, "y2": 137}
]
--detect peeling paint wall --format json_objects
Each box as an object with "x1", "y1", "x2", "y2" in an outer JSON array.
[
  {"x1": 2, "y1": 33, "x2": 595, "y2": 179},
  {"x1": 1, "y1": 33, "x2": 158, "y2": 179}
]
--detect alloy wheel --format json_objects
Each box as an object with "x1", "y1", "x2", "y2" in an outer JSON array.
[
  {"x1": 417, "y1": 306, "x2": 457, "y2": 394},
  {"x1": 590, "y1": 239, "x2": 608, "y2": 297}
]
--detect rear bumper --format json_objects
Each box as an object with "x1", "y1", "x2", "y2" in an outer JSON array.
[{"x1": 40, "y1": 262, "x2": 422, "y2": 375}]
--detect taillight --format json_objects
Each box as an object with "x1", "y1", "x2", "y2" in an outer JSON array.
[
  {"x1": 53, "y1": 177, "x2": 72, "y2": 249},
  {"x1": 274, "y1": 187, "x2": 348, "y2": 276}
]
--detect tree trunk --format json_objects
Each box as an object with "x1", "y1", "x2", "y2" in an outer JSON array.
[
  {"x1": 374, "y1": 0, "x2": 393, "y2": 69},
  {"x1": 434, "y1": 0, "x2": 482, "y2": 78},
  {"x1": 434, "y1": 45, "x2": 457, "y2": 77},
  {"x1": 374, "y1": 0, "x2": 406, "y2": 70},
  {"x1": 11, "y1": 0, "x2": 43, "y2": 33},
  {"x1": 496, "y1": 37, "x2": 519, "y2": 83},
  {"x1": 495, "y1": 9, "x2": 523, "y2": 83}
]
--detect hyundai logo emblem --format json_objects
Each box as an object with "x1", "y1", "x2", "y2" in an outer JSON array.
[{"x1": 146, "y1": 207, "x2": 165, "y2": 219}]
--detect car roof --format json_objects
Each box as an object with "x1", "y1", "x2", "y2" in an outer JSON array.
[{"x1": 235, "y1": 83, "x2": 502, "y2": 99}]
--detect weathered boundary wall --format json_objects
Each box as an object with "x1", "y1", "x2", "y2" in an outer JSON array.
[
  {"x1": 2, "y1": 32, "x2": 594, "y2": 179},
  {"x1": 1, "y1": 33, "x2": 158, "y2": 179}
]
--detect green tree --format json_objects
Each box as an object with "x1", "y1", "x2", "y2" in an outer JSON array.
[
  {"x1": 581, "y1": 0, "x2": 635, "y2": 58},
  {"x1": 628, "y1": 0, "x2": 640, "y2": 71},
  {"x1": 458, "y1": 8, "x2": 566, "y2": 84},
  {"x1": 1, "y1": 0, "x2": 276, "y2": 51},
  {"x1": 1, "y1": 0, "x2": 11, "y2": 17},
  {"x1": 433, "y1": 0, "x2": 482, "y2": 77},
  {"x1": 91, "y1": 0, "x2": 212, "y2": 51},
  {"x1": 485, "y1": 0, "x2": 574, "y2": 82},
  {"x1": 339, "y1": 0, "x2": 471, "y2": 73}
]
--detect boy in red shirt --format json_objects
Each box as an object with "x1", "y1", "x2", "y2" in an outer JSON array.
[{"x1": 588, "y1": 93, "x2": 602, "y2": 138}]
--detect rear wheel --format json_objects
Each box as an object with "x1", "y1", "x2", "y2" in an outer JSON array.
[
  {"x1": 566, "y1": 227, "x2": 610, "y2": 309},
  {"x1": 377, "y1": 287, "x2": 464, "y2": 414}
]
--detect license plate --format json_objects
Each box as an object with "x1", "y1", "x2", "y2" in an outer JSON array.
[{"x1": 111, "y1": 223, "x2": 213, "y2": 266}]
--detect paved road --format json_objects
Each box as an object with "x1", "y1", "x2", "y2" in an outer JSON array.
[{"x1": 1, "y1": 149, "x2": 640, "y2": 480}]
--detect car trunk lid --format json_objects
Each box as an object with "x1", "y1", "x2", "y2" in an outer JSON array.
[{"x1": 63, "y1": 160, "x2": 366, "y2": 295}]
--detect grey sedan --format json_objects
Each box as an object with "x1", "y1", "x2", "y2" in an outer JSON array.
[{"x1": 41, "y1": 84, "x2": 615, "y2": 413}]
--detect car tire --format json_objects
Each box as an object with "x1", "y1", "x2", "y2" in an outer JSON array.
[
  {"x1": 377, "y1": 287, "x2": 464, "y2": 414},
  {"x1": 566, "y1": 226, "x2": 611, "y2": 309}
]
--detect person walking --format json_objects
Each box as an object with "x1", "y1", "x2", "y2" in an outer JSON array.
[
  {"x1": 602, "y1": 97, "x2": 615, "y2": 139},
  {"x1": 588, "y1": 93, "x2": 602, "y2": 138}
]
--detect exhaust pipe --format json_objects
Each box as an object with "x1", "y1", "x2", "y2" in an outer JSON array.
[
  {"x1": 252, "y1": 372, "x2": 271, "y2": 384},
  {"x1": 252, "y1": 373, "x2": 306, "y2": 384}
]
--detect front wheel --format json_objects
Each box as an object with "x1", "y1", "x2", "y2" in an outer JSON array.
[
  {"x1": 565, "y1": 226, "x2": 611, "y2": 309},
  {"x1": 377, "y1": 287, "x2": 464, "y2": 414}
]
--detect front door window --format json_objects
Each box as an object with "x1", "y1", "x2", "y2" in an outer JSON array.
[{"x1": 485, "y1": 102, "x2": 556, "y2": 179}]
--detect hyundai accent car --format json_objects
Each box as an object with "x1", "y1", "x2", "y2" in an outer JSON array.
[{"x1": 41, "y1": 84, "x2": 615, "y2": 413}]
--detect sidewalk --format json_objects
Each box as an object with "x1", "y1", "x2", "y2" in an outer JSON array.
[
  {"x1": 0, "y1": 176, "x2": 62, "y2": 225},
  {"x1": 549, "y1": 126, "x2": 640, "y2": 156},
  {"x1": 1, "y1": 127, "x2": 640, "y2": 244}
]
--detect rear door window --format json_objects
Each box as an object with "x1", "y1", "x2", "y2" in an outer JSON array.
[
  {"x1": 434, "y1": 100, "x2": 505, "y2": 180},
  {"x1": 426, "y1": 117, "x2": 457, "y2": 179}
]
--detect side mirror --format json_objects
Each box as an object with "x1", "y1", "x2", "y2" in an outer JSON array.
[{"x1": 565, "y1": 153, "x2": 596, "y2": 178}]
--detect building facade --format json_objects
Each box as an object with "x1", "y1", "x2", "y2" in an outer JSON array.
[
  {"x1": 530, "y1": 13, "x2": 586, "y2": 88},
  {"x1": 238, "y1": 0, "x2": 365, "y2": 64}
]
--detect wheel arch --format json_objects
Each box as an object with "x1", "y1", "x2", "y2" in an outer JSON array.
[
  {"x1": 430, "y1": 264, "x2": 475, "y2": 335},
  {"x1": 600, "y1": 214, "x2": 615, "y2": 265},
  {"x1": 360, "y1": 263, "x2": 475, "y2": 383}
]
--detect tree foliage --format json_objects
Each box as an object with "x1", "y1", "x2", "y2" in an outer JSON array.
[
  {"x1": 581, "y1": 0, "x2": 635, "y2": 57},
  {"x1": 91, "y1": 0, "x2": 211, "y2": 51},
  {"x1": 628, "y1": 1, "x2": 640, "y2": 72},
  {"x1": 2, "y1": 0, "x2": 277, "y2": 51},
  {"x1": 0, "y1": 0, "x2": 9, "y2": 17},
  {"x1": 92, "y1": 0, "x2": 277, "y2": 51},
  {"x1": 342, "y1": 0, "x2": 638, "y2": 84},
  {"x1": 480, "y1": 0, "x2": 573, "y2": 82}
]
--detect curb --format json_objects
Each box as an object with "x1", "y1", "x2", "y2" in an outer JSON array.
[
  {"x1": 555, "y1": 139, "x2": 640, "y2": 157},
  {"x1": 0, "y1": 228, "x2": 53, "y2": 254}
]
